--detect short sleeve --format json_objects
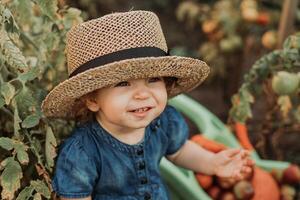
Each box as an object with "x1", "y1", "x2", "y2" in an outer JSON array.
[
  {"x1": 164, "y1": 105, "x2": 189, "y2": 155},
  {"x1": 52, "y1": 136, "x2": 98, "y2": 198}
]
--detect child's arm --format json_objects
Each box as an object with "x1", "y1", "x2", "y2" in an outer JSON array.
[
  {"x1": 166, "y1": 140, "x2": 254, "y2": 179},
  {"x1": 60, "y1": 196, "x2": 91, "y2": 200}
]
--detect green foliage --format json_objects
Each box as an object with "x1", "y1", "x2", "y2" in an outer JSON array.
[
  {"x1": 30, "y1": 180, "x2": 51, "y2": 199},
  {"x1": 0, "y1": 0, "x2": 81, "y2": 199},
  {"x1": 229, "y1": 34, "x2": 300, "y2": 164},
  {"x1": 1, "y1": 82, "x2": 15, "y2": 105},
  {"x1": 15, "y1": 179, "x2": 51, "y2": 200},
  {"x1": 0, "y1": 138, "x2": 14, "y2": 151},
  {"x1": 45, "y1": 125, "x2": 57, "y2": 169},
  {"x1": 0, "y1": 157, "x2": 23, "y2": 200},
  {"x1": 229, "y1": 34, "x2": 300, "y2": 123}
]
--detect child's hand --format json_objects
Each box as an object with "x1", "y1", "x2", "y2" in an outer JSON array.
[{"x1": 212, "y1": 148, "x2": 254, "y2": 180}]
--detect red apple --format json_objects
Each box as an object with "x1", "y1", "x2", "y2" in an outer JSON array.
[
  {"x1": 282, "y1": 165, "x2": 300, "y2": 185},
  {"x1": 208, "y1": 186, "x2": 221, "y2": 199},
  {"x1": 219, "y1": 191, "x2": 237, "y2": 200}
]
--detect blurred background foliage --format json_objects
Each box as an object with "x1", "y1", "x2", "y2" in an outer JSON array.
[{"x1": 0, "y1": 0, "x2": 299, "y2": 199}]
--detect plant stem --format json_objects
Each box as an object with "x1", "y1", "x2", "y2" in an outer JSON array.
[{"x1": 24, "y1": 129, "x2": 43, "y2": 165}]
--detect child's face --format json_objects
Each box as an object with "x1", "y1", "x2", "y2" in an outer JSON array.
[{"x1": 86, "y1": 77, "x2": 168, "y2": 134}]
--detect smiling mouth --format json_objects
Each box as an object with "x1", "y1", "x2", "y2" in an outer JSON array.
[{"x1": 129, "y1": 107, "x2": 152, "y2": 113}]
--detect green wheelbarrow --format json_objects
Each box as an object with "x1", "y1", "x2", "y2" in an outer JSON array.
[{"x1": 159, "y1": 94, "x2": 290, "y2": 200}]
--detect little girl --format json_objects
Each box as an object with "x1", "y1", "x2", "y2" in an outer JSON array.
[{"x1": 42, "y1": 10, "x2": 254, "y2": 200}]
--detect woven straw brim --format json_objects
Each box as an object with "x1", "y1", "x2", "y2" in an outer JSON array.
[{"x1": 41, "y1": 56, "x2": 209, "y2": 119}]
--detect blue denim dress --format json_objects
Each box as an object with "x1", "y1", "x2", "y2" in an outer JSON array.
[{"x1": 52, "y1": 105, "x2": 189, "y2": 200}]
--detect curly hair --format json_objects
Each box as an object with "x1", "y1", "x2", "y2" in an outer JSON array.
[{"x1": 73, "y1": 92, "x2": 96, "y2": 125}]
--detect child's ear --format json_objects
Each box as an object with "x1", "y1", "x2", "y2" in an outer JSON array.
[{"x1": 85, "y1": 97, "x2": 100, "y2": 112}]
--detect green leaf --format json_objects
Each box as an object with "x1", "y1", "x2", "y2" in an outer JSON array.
[
  {"x1": 35, "y1": 0, "x2": 58, "y2": 21},
  {"x1": 283, "y1": 49, "x2": 299, "y2": 64},
  {"x1": 45, "y1": 31, "x2": 60, "y2": 51},
  {"x1": 0, "y1": 137, "x2": 14, "y2": 151},
  {"x1": 16, "y1": 186, "x2": 34, "y2": 200},
  {"x1": 0, "y1": 138, "x2": 29, "y2": 165},
  {"x1": 229, "y1": 93, "x2": 252, "y2": 123},
  {"x1": 14, "y1": 143, "x2": 29, "y2": 165},
  {"x1": 0, "y1": 157, "x2": 12, "y2": 171},
  {"x1": 32, "y1": 137, "x2": 42, "y2": 155},
  {"x1": 16, "y1": 0, "x2": 34, "y2": 26},
  {"x1": 21, "y1": 114, "x2": 40, "y2": 128},
  {"x1": 0, "y1": 96, "x2": 5, "y2": 108},
  {"x1": 0, "y1": 158, "x2": 23, "y2": 200},
  {"x1": 45, "y1": 125, "x2": 57, "y2": 169},
  {"x1": 0, "y1": 82, "x2": 15, "y2": 105},
  {"x1": 18, "y1": 66, "x2": 40, "y2": 84},
  {"x1": 283, "y1": 34, "x2": 300, "y2": 49},
  {"x1": 14, "y1": 87, "x2": 37, "y2": 118},
  {"x1": 13, "y1": 102, "x2": 22, "y2": 138},
  {"x1": 63, "y1": 7, "x2": 83, "y2": 29},
  {"x1": 2, "y1": 8, "x2": 20, "y2": 34},
  {"x1": 31, "y1": 180, "x2": 51, "y2": 199},
  {"x1": 241, "y1": 89, "x2": 254, "y2": 103},
  {"x1": 0, "y1": 28, "x2": 28, "y2": 73},
  {"x1": 33, "y1": 193, "x2": 42, "y2": 200}
]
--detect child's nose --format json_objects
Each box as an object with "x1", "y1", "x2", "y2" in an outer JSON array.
[{"x1": 133, "y1": 86, "x2": 151, "y2": 100}]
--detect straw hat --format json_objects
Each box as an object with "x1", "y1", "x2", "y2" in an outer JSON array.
[{"x1": 41, "y1": 10, "x2": 210, "y2": 119}]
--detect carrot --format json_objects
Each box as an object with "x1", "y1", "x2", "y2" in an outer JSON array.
[
  {"x1": 195, "y1": 173, "x2": 213, "y2": 189},
  {"x1": 191, "y1": 135, "x2": 225, "y2": 190},
  {"x1": 234, "y1": 122, "x2": 254, "y2": 151},
  {"x1": 251, "y1": 167, "x2": 280, "y2": 200},
  {"x1": 191, "y1": 135, "x2": 226, "y2": 153}
]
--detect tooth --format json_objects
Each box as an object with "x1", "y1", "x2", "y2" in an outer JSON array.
[{"x1": 133, "y1": 107, "x2": 149, "y2": 113}]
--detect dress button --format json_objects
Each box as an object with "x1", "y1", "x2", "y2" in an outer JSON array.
[
  {"x1": 151, "y1": 119, "x2": 161, "y2": 131},
  {"x1": 136, "y1": 148, "x2": 144, "y2": 156},
  {"x1": 150, "y1": 125, "x2": 157, "y2": 131},
  {"x1": 144, "y1": 192, "x2": 151, "y2": 200},
  {"x1": 140, "y1": 177, "x2": 148, "y2": 184},
  {"x1": 156, "y1": 119, "x2": 161, "y2": 127},
  {"x1": 138, "y1": 161, "x2": 145, "y2": 170}
]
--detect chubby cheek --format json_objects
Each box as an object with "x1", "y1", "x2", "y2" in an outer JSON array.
[
  {"x1": 154, "y1": 88, "x2": 168, "y2": 114},
  {"x1": 104, "y1": 95, "x2": 129, "y2": 115},
  {"x1": 158, "y1": 93, "x2": 167, "y2": 108}
]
